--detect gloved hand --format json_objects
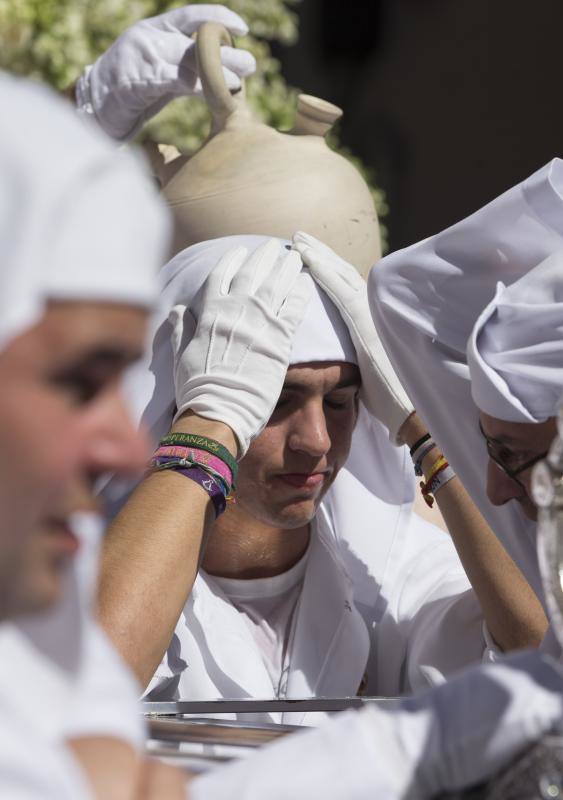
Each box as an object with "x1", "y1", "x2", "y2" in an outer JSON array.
[
  {"x1": 292, "y1": 231, "x2": 413, "y2": 443},
  {"x1": 76, "y1": 5, "x2": 255, "y2": 141},
  {"x1": 170, "y1": 239, "x2": 310, "y2": 457}
]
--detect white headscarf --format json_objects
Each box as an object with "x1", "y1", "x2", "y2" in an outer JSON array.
[
  {"x1": 370, "y1": 157, "x2": 563, "y2": 600},
  {"x1": 467, "y1": 250, "x2": 563, "y2": 423},
  {"x1": 0, "y1": 72, "x2": 170, "y2": 749},
  {"x1": 106, "y1": 233, "x2": 414, "y2": 523},
  {"x1": 0, "y1": 72, "x2": 170, "y2": 350}
]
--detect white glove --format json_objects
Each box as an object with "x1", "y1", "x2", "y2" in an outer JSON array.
[
  {"x1": 76, "y1": 5, "x2": 256, "y2": 141},
  {"x1": 170, "y1": 239, "x2": 311, "y2": 457},
  {"x1": 292, "y1": 231, "x2": 413, "y2": 443}
]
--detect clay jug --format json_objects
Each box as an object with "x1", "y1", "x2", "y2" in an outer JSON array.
[{"x1": 152, "y1": 22, "x2": 381, "y2": 277}]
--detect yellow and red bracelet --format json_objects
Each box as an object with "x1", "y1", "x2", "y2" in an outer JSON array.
[{"x1": 420, "y1": 455, "x2": 455, "y2": 508}]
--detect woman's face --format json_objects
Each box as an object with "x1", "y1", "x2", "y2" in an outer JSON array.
[{"x1": 0, "y1": 300, "x2": 149, "y2": 618}]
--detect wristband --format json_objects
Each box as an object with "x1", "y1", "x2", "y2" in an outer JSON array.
[
  {"x1": 433, "y1": 465, "x2": 456, "y2": 496},
  {"x1": 151, "y1": 456, "x2": 232, "y2": 497},
  {"x1": 423, "y1": 455, "x2": 448, "y2": 483},
  {"x1": 409, "y1": 432, "x2": 431, "y2": 457},
  {"x1": 149, "y1": 459, "x2": 228, "y2": 518},
  {"x1": 412, "y1": 441, "x2": 438, "y2": 477},
  {"x1": 175, "y1": 465, "x2": 227, "y2": 518},
  {"x1": 159, "y1": 432, "x2": 238, "y2": 484},
  {"x1": 153, "y1": 445, "x2": 233, "y2": 491},
  {"x1": 420, "y1": 459, "x2": 451, "y2": 508}
]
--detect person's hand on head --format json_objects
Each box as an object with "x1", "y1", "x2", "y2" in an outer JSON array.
[
  {"x1": 292, "y1": 231, "x2": 413, "y2": 443},
  {"x1": 76, "y1": 4, "x2": 255, "y2": 141},
  {"x1": 170, "y1": 239, "x2": 311, "y2": 458}
]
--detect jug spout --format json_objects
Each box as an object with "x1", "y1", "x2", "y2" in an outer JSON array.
[{"x1": 291, "y1": 95, "x2": 343, "y2": 137}]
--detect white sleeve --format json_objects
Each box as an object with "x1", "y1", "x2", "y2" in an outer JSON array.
[
  {"x1": 190, "y1": 651, "x2": 563, "y2": 800},
  {"x1": 381, "y1": 514, "x2": 496, "y2": 691},
  {"x1": 403, "y1": 584, "x2": 498, "y2": 692}
]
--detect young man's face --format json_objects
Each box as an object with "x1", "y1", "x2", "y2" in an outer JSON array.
[
  {"x1": 0, "y1": 300, "x2": 148, "y2": 619},
  {"x1": 232, "y1": 362, "x2": 360, "y2": 530},
  {"x1": 480, "y1": 411, "x2": 557, "y2": 521}
]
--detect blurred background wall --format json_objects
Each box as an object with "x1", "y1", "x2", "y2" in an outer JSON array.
[{"x1": 274, "y1": 0, "x2": 563, "y2": 251}]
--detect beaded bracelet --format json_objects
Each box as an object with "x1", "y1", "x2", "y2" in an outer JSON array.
[
  {"x1": 153, "y1": 445, "x2": 234, "y2": 491},
  {"x1": 159, "y1": 432, "x2": 238, "y2": 484}
]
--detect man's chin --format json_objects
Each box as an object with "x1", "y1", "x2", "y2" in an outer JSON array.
[
  {"x1": 266, "y1": 497, "x2": 320, "y2": 530},
  {"x1": 10, "y1": 561, "x2": 70, "y2": 616}
]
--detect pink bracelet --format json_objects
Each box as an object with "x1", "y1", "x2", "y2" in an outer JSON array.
[{"x1": 153, "y1": 445, "x2": 233, "y2": 489}]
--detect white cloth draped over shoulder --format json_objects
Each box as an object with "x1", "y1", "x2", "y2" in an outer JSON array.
[
  {"x1": 105, "y1": 235, "x2": 497, "y2": 721},
  {"x1": 0, "y1": 72, "x2": 169, "y2": 797},
  {"x1": 370, "y1": 158, "x2": 563, "y2": 604}
]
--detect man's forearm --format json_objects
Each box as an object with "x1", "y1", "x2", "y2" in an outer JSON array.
[
  {"x1": 399, "y1": 413, "x2": 548, "y2": 651},
  {"x1": 98, "y1": 415, "x2": 236, "y2": 688}
]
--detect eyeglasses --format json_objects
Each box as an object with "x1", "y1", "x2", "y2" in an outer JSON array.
[{"x1": 478, "y1": 420, "x2": 549, "y2": 490}]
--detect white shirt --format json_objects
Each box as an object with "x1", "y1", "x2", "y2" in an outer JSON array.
[
  {"x1": 146, "y1": 464, "x2": 497, "y2": 724},
  {"x1": 208, "y1": 544, "x2": 309, "y2": 698}
]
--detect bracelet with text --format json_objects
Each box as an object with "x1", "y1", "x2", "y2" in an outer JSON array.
[
  {"x1": 159, "y1": 432, "x2": 238, "y2": 484},
  {"x1": 420, "y1": 458, "x2": 455, "y2": 508}
]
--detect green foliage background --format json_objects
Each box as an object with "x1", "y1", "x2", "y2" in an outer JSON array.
[{"x1": 0, "y1": 0, "x2": 387, "y2": 246}]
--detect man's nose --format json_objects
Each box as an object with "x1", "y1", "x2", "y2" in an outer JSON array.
[
  {"x1": 486, "y1": 459, "x2": 525, "y2": 507},
  {"x1": 81, "y1": 390, "x2": 151, "y2": 477},
  {"x1": 287, "y1": 402, "x2": 331, "y2": 458}
]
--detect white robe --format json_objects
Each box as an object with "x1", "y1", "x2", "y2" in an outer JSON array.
[
  {"x1": 146, "y1": 422, "x2": 496, "y2": 721},
  {"x1": 368, "y1": 158, "x2": 563, "y2": 604}
]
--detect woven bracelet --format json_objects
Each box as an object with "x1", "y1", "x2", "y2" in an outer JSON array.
[
  {"x1": 175, "y1": 465, "x2": 227, "y2": 518},
  {"x1": 153, "y1": 445, "x2": 234, "y2": 490},
  {"x1": 151, "y1": 456, "x2": 231, "y2": 497},
  {"x1": 159, "y1": 432, "x2": 238, "y2": 484},
  {"x1": 149, "y1": 459, "x2": 227, "y2": 518}
]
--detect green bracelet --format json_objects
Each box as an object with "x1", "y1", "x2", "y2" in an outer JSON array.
[{"x1": 159, "y1": 432, "x2": 238, "y2": 483}]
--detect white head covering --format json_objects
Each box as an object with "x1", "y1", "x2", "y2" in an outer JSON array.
[
  {"x1": 370, "y1": 157, "x2": 563, "y2": 601},
  {"x1": 106, "y1": 234, "x2": 412, "y2": 518},
  {"x1": 467, "y1": 250, "x2": 563, "y2": 423},
  {"x1": 0, "y1": 72, "x2": 170, "y2": 749},
  {"x1": 0, "y1": 72, "x2": 170, "y2": 350}
]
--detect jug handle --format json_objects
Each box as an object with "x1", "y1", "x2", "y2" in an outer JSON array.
[{"x1": 196, "y1": 21, "x2": 241, "y2": 131}]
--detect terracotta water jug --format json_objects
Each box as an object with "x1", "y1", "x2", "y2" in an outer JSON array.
[{"x1": 151, "y1": 22, "x2": 381, "y2": 276}]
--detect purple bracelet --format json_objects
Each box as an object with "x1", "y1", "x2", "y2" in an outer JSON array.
[
  {"x1": 149, "y1": 458, "x2": 227, "y2": 518},
  {"x1": 175, "y1": 465, "x2": 227, "y2": 518}
]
